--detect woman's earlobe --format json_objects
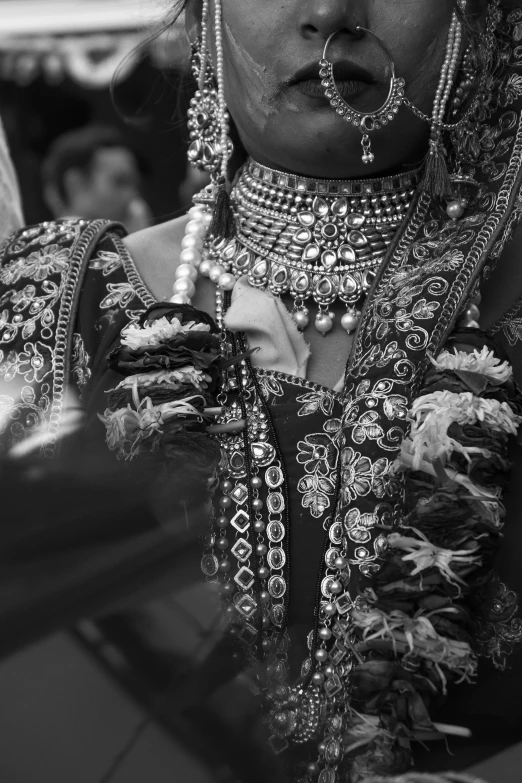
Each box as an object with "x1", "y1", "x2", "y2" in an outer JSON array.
[{"x1": 185, "y1": 0, "x2": 204, "y2": 42}]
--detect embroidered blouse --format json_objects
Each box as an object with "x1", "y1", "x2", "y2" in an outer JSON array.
[{"x1": 0, "y1": 218, "x2": 521, "y2": 773}]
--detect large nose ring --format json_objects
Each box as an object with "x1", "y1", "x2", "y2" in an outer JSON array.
[{"x1": 319, "y1": 27, "x2": 406, "y2": 165}]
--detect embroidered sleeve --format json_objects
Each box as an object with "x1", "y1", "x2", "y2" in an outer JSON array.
[
  {"x1": 0, "y1": 221, "x2": 88, "y2": 454},
  {"x1": 0, "y1": 220, "x2": 148, "y2": 456}
]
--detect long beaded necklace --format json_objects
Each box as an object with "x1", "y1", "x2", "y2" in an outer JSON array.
[
  {"x1": 172, "y1": 159, "x2": 420, "y2": 335},
  {"x1": 172, "y1": 168, "x2": 417, "y2": 781}
]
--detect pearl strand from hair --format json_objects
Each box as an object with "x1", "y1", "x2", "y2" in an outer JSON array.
[
  {"x1": 198, "y1": 0, "x2": 210, "y2": 92},
  {"x1": 432, "y1": 11, "x2": 460, "y2": 129},
  {"x1": 170, "y1": 206, "x2": 236, "y2": 304},
  {"x1": 213, "y1": 0, "x2": 230, "y2": 182}
]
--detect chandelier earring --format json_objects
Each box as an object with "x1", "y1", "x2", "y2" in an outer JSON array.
[
  {"x1": 187, "y1": 39, "x2": 222, "y2": 173},
  {"x1": 319, "y1": 28, "x2": 406, "y2": 166},
  {"x1": 187, "y1": 8, "x2": 233, "y2": 175},
  {"x1": 187, "y1": 0, "x2": 235, "y2": 240}
]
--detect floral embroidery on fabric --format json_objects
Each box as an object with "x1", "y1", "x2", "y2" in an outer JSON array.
[
  {"x1": 0, "y1": 244, "x2": 71, "y2": 285},
  {"x1": 340, "y1": 446, "x2": 373, "y2": 503},
  {"x1": 297, "y1": 432, "x2": 337, "y2": 477},
  {"x1": 71, "y1": 333, "x2": 91, "y2": 389},
  {"x1": 296, "y1": 390, "x2": 335, "y2": 417},
  {"x1": 0, "y1": 221, "x2": 144, "y2": 454},
  {"x1": 344, "y1": 507, "x2": 377, "y2": 545},
  {"x1": 473, "y1": 573, "x2": 522, "y2": 670},
  {"x1": 297, "y1": 429, "x2": 338, "y2": 518},
  {"x1": 17, "y1": 341, "x2": 53, "y2": 383},
  {"x1": 502, "y1": 315, "x2": 522, "y2": 346},
  {"x1": 100, "y1": 282, "x2": 137, "y2": 310},
  {"x1": 8, "y1": 220, "x2": 83, "y2": 255},
  {"x1": 89, "y1": 249, "x2": 123, "y2": 277}
]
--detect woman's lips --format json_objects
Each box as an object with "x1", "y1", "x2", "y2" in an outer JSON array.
[{"x1": 294, "y1": 77, "x2": 368, "y2": 100}]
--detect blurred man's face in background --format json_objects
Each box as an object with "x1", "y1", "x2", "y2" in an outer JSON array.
[{"x1": 74, "y1": 145, "x2": 142, "y2": 224}]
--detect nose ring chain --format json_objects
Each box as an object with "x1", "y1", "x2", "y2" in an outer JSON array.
[{"x1": 319, "y1": 27, "x2": 406, "y2": 165}]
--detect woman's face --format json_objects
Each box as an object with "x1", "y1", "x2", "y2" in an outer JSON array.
[{"x1": 189, "y1": 0, "x2": 472, "y2": 178}]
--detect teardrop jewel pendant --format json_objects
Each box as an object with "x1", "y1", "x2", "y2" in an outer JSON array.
[{"x1": 199, "y1": 158, "x2": 420, "y2": 333}]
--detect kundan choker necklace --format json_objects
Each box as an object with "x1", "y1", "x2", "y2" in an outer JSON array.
[{"x1": 176, "y1": 159, "x2": 421, "y2": 335}]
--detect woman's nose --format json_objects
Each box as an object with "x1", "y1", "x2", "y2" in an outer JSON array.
[{"x1": 298, "y1": 0, "x2": 366, "y2": 41}]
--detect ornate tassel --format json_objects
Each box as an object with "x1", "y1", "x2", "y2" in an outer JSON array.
[
  {"x1": 208, "y1": 176, "x2": 235, "y2": 241},
  {"x1": 422, "y1": 136, "x2": 452, "y2": 199}
]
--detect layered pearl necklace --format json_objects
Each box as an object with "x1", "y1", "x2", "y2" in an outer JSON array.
[{"x1": 172, "y1": 160, "x2": 421, "y2": 334}]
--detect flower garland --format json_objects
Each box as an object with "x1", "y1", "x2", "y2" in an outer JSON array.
[
  {"x1": 339, "y1": 332, "x2": 522, "y2": 780},
  {"x1": 100, "y1": 302, "x2": 223, "y2": 505},
  {"x1": 99, "y1": 302, "x2": 521, "y2": 780}
]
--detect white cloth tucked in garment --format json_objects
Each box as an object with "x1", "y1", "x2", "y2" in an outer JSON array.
[{"x1": 223, "y1": 276, "x2": 345, "y2": 393}]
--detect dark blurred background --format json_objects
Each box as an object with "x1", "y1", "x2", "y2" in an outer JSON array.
[{"x1": 0, "y1": 0, "x2": 199, "y2": 226}]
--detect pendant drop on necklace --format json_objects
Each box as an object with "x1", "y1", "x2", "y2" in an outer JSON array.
[
  {"x1": 341, "y1": 309, "x2": 360, "y2": 333},
  {"x1": 197, "y1": 159, "x2": 420, "y2": 334},
  {"x1": 315, "y1": 310, "x2": 334, "y2": 335}
]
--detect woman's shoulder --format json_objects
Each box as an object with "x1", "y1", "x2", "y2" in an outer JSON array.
[
  {"x1": 122, "y1": 214, "x2": 189, "y2": 302},
  {"x1": 123, "y1": 213, "x2": 216, "y2": 315}
]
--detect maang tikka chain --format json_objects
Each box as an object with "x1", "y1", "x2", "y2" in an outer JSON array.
[
  {"x1": 187, "y1": 0, "x2": 233, "y2": 175},
  {"x1": 319, "y1": 27, "x2": 406, "y2": 165}
]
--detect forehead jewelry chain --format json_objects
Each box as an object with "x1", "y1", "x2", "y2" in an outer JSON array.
[{"x1": 319, "y1": 27, "x2": 406, "y2": 165}]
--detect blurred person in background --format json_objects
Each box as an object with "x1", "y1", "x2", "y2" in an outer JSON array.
[
  {"x1": 41, "y1": 124, "x2": 152, "y2": 233},
  {"x1": 177, "y1": 163, "x2": 210, "y2": 211}
]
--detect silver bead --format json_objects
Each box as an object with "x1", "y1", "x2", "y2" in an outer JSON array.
[
  {"x1": 174, "y1": 263, "x2": 198, "y2": 282},
  {"x1": 209, "y1": 264, "x2": 225, "y2": 283},
  {"x1": 315, "y1": 648, "x2": 328, "y2": 662},
  {"x1": 172, "y1": 278, "x2": 196, "y2": 298},
  {"x1": 181, "y1": 234, "x2": 203, "y2": 251},
  {"x1": 218, "y1": 272, "x2": 237, "y2": 291},
  {"x1": 323, "y1": 602, "x2": 337, "y2": 616},
  {"x1": 315, "y1": 313, "x2": 333, "y2": 335},
  {"x1": 319, "y1": 626, "x2": 332, "y2": 641},
  {"x1": 341, "y1": 311, "x2": 359, "y2": 333},
  {"x1": 179, "y1": 247, "x2": 202, "y2": 266},
  {"x1": 293, "y1": 309, "x2": 310, "y2": 330},
  {"x1": 446, "y1": 200, "x2": 466, "y2": 220},
  {"x1": 199, "y1": 259, "x2": 212, "y2": 277},
  {"x1": 466, "y1": 303, "x2": 481, "y2": 321},
  {"x1": 329, "y1": 579, "x2": 342, "y2": 594}
]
